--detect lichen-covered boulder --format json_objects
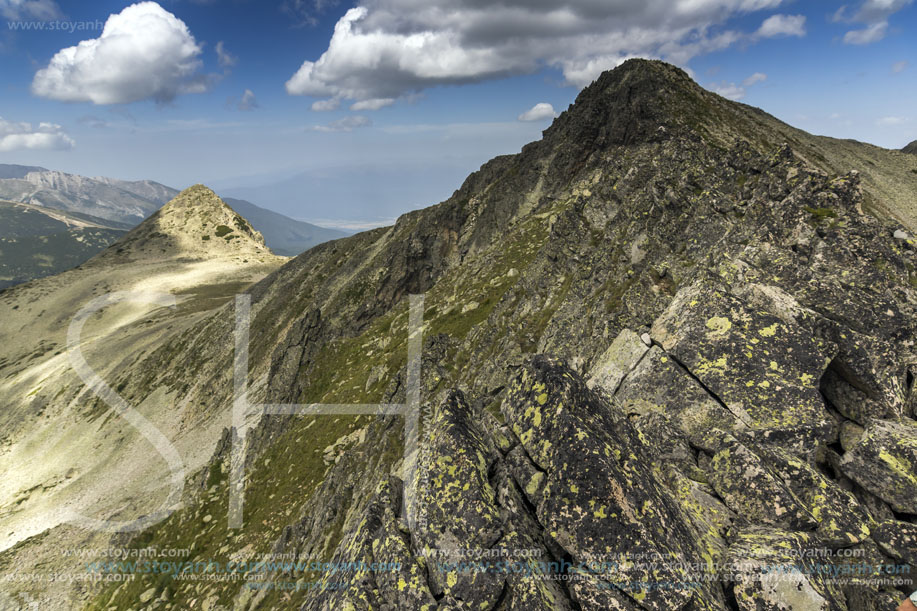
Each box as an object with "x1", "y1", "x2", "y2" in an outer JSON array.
[
  {"x1": 871, "y1": 519, "x2": 917, "y2": 575},
  {"x1": 707, "y1": 435, "x2": 815, "y2": 530},
  {"x1": 838, "y1": 421, "x2": 866, "y2": 453},
  {"x1": 739, "y1": 227, "x2": 916, "y2": 416},
  {"x1": 725, "y1": 528, "x2": 847, "y2": 611},
  {"x1": 302, "y1": 476, "x2": 437, "y2": 611},
  {"x1": 839, "y1": 418, "x2": 917, "y2": 513},
  {"x1": 566, "y1": 577, "x2": 641, "y2": 610},
  {"x1": 650, "y1": 281, "x2": 834, "y2": 444},
  {"x1": 490, "y1": 462, "x2": 576, "y2": 611},
  {"x1": 628, "y1": 411, "x2": 705, "y2": 481},
  {"x1": 612, "y1": 344, "x2": 746, "y2": 450},
  {"x1": 760, "y1": 447, "x2": 872, "y2": 545},
  {"x1": 821, "y1": 367, "x2": 894, "y2": 424},
  {"x1": 587, "y1": 328, "x2": 649, "y2": 393},
  {"x1": 660, "y1": 465, "x2": 737, "y2": 571},
  {"x1": 503, "y1": 355, "x2": 725, "y2": 610},
  {"x1": 411, "y1": 391, "x2": 505, "y2": 606}
]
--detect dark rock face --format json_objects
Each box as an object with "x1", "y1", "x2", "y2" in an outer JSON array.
[
  {"x1": 296, "y1": 354, "x2": 915, "y2": 610},
  {"x1": 903, "y1": 140, "x2": 917, "y2": 155},
  {"x1": 412, "y1": 391, "x2": 505, "y2": 607}
]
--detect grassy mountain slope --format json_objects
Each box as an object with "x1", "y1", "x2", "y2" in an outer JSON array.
[{"x1": 0, "y1": 187, "x2": 284, "y2": 609}]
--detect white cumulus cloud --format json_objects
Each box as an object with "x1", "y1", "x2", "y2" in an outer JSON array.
[
  {"x1": 850, "y1": 0, "x2": 913, "y2": 22},
  {"x1": 31, "y1": 2, "x2": 208, "y2": 104},
  {"x1": 0, "y1": 117, "x2": 74, "y2": 152},
  {"x1": 518, "y1": 103, "x2": 556, "y2": 122},
  {"x1": 709, "y1": 82, "x2": 746, "y2": 100},
  {"x1": 755, "y1": 14, "x2": 806, "y2": 38},
  {"x1": 286, "y1": 0, "x2": 793, "y2": 109},
  {"x1": 836, "y1": 0, "x2": 912, "y2": 45}
]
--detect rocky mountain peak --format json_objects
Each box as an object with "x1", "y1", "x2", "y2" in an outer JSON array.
[
  {"x1": 903, "y1": 140, "x2": 917, "y2": 155},
  {"x1": 157, "y1": 184, "x2": 242, "y2": 222},
  {"x1": 96, "y1": 184, "x2": 273, "y2": 262},
  {"x1": 543, "y1": 58, "x2": 705, "y2": 150}
]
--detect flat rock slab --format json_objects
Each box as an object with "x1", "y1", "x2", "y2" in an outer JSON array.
[
  {"x1": 707, "y1": 436, "x2": 815, "y2": 530},
  {"x1": 613, "y1": 344, "x2": 745, "y2": 448},
  {"x1": 760, "y1": 447, "x2": 871, "y2": 546},
  {"x1": 587, "y1": 328, "x2": 649, "y2": 393}
]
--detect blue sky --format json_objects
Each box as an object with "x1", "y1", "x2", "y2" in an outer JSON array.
[{"x1": 0, "y1": 0, "x2": 914, "y2": 225}]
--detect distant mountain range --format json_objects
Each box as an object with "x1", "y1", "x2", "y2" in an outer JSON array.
[
  {"x1": 0, "y1": 167, "x2": 169, "y2": 224},
  {"x1": 0, "y1": 164, "x2": 47, "y2": 179},
  {"x1": 222, "y1": 197, "x2": 348, "y2": 256},
  {"x1": 0, "y1": 165, "x2": 348, "y2": 288}
]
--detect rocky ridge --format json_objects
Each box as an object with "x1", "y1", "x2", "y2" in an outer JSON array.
[{"x1": 2, "y1": 60, "x2": 914, "y2": 611}]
